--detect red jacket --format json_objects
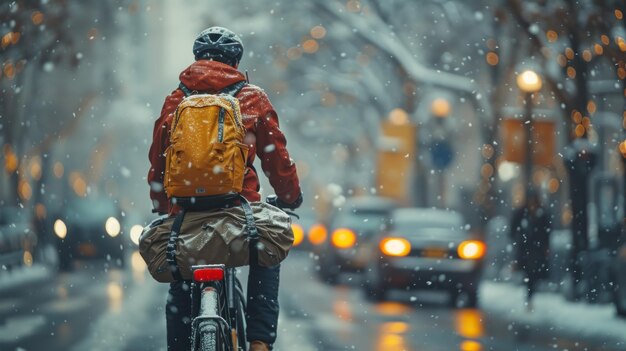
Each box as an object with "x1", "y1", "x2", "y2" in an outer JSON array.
[{"x1": 148, "y1": 60, "x2": 301, "y2": 214}]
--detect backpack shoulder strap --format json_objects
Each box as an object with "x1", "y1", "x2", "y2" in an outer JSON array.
[
  {"x1": 220, "y1": 81, "x2": 246, "y2": 97},
  {"x1": 178, "y1": 82, "x2": 193, "y2": 97},
  {"x1": 179, "y1": 81, "x2": 245, "y2": 98}
]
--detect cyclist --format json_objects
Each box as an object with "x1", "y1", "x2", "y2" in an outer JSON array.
[{"x1": 148, "y1": 26, "x2": 302, "y2": 351}]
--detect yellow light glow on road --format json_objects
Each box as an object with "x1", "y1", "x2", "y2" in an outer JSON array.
[
  {"x1": 455, "y1": 309, "x2": 484, "y2": 338},
  {"x1": 460, "y1": 340, "x2": 483, "y2": 351},
  {"x1": 131, "y1": 251, "x2": 147, "y2": 274},
  {"x1": 379, "y1": 322, "x2": 410, "y2": 334},
  {"x1": 374, "y1": 302, "x2": 411, "y2": 316},
  {"x1": 107, "y1": 282, "x2": 123, "y2": 312}
]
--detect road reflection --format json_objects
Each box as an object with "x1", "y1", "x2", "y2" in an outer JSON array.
[
  {"x1": 332, "y1": 288, "x2": 353, "y2": 322},
  {"x1": 454, "y1": 309, "x2": 484, "y2": 351},
  {"x1": 107, "y1": 281, "x2": 123, "y2": 312},
  {"x1": 332, "y1": 287, "x2": 354, "y2": 342},
  {"x1": 376, "y1": 322, "x2": 411, "y2": 351},
  {"x1": 374, "y1": 301, "x2": 412, "y2": 316},
  {"x1": 56, "y1": 322, "x2": 73, "y2": 344},
  {"x1": 131, "y1": 250, "x2": 147, "y2": 281},
  {"x1": 106, "y1": 270, "x2": 124, "y2": 313},
  {"x1": 460, "y1": 340, "x2": 482, "y2": 351}
]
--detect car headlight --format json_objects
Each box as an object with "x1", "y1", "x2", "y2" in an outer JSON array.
[
  {"x1": 380, "y1": 237, "x2": 411, "y2": 257},
  {"x1": 291, "y1": 223, "x2": 304, "y2": 247},
  {"x1": 129, "y1": 224, "x2": 143, "y2": 246},
  {"x1": 105, "y1": 217, "x2": 121, "y2": 237},
  {"x1": 54, "y1": 219, "x2": 67, "y2": 239},
  {"x1": 458, "y1": 240, "x2": 486, "y2": 260},
  {"x1": 308, "y1": 224, "x2": 327, "y2": 245},
  {"x1": 331, "y1": 228, "x2": 356, "y2": 249}
]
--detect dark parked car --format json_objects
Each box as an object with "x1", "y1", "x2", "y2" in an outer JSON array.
[
  {"x1": 0, "y1": 206, "x2": 37, "y2": 270},
  {"x1": 362, "y1": 208, "x2": 485, "y2": 307},
  {"x1": 52, "y1": 196, "x2": 125, "y2": 270},
  {"x1": 314, "y1": 196, "x2": 395, "y2": 284}
]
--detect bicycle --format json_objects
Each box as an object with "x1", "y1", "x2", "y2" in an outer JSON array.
[
  {"x1": 190, "y1": 264, "x2": 247, "y2": 350},
  {"x1": 189, "y1": 195, "x2": 297, "y2": 351}
]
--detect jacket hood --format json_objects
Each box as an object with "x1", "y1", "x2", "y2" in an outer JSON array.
[{"x1": 179, "y1": 60, "x2": 246, "y2": 93}]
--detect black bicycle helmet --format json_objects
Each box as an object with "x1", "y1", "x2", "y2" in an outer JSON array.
[{"x1": 193, "y1": 27, "x2": 244, "y2": 67}]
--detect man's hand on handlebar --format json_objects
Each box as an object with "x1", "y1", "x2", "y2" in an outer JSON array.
[{"x1": 267, "y1": 192, "x2": 303, "y2": 210}]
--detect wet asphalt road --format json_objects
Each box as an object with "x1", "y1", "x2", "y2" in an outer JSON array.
[{"x1": 0, "y1": 250, "x2": 624, "y2": 351}]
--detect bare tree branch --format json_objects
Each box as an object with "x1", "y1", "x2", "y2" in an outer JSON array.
[{"x1": 314, "y1": 0, "x2": 493, "y2": 121}]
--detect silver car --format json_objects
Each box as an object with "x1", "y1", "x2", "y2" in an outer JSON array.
[{"x1": 362, "y1": 208, "x2": 485, "y2": 307}]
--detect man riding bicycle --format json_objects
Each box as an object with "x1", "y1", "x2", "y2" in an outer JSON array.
[{"x1": 148, "y1": 26, "x2": 302, "y2": 351}]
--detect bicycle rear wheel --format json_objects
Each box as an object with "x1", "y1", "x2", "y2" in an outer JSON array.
[{"x1": 193, "y1": 286, "x2": 230, "y2": 351}]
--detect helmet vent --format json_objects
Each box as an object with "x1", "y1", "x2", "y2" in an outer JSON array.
[{"x1": 208, "y1": 33, "x2": 222, "y2": 43}]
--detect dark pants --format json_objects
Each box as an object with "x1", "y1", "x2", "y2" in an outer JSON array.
[{"x1": 166, "y1": 264, "x2": 280, "y2": 350}]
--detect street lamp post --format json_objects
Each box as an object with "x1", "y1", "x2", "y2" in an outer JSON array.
[
  {"x1": 430, "y1": 98, "x2": 452, "y2": 207},
  {"x1": 516, "y1": 70, "x2": 543, "y2": 198}
]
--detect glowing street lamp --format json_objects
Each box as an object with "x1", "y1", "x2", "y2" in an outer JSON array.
[
  {"x1": 516, "y1": 69, "x2": 543, "y2": 199},
  {"x1": 516, "y1": 70, "x2": 543, "y2": 93},
  {"x1": 430, "y1": 97, "x2": 452, "y2": 207},
  {"x1": 431, "y1": 98, "x2": 451, "y2": 119}
]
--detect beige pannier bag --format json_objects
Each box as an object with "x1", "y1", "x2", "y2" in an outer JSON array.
[{"x1": 139, "y1": 201, "x2": 293, "y2": 283}]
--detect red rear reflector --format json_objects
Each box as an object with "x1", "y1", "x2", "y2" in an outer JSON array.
[{"x1": 193, "y1": 268, "x2": 225, "y2": 282}]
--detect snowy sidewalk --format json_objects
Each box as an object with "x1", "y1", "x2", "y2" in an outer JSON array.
[
  {"x1": 481, "y1": 281, "x2": 626, "y2": 347},
  {"x1": 0, "y1": 264, "x2": 49, "y2": 292}
]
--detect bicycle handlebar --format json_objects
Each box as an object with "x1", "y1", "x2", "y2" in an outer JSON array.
[{"x1": 265, "y1": 195, "x2": 299, "y2": 219}]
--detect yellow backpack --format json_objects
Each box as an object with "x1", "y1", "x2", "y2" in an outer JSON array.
[{"x1": 164, "y1": 81, "x2": 248, "y2": 204}]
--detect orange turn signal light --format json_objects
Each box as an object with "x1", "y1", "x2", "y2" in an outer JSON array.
[
  {"x1": 458, "y1": 240, "x2": 486, "y2": 260},
  {"x1": 331, "y1": 228, "x2": 356, "y2": 249},
  {"x1": 291, "y1": 223, "x2": 304, "y2": 246},
  {"x1": 308, "y1": 223, "x2": 327, "y2": 245},
  {"x1": 380, "y1": 237, "x2": 411, "y2": 257}
]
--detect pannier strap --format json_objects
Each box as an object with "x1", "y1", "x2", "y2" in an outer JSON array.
[
  {"x1": 238, "y1": 195, "x2": 260, "y2": 267},
  {"x1": 167, "y1": 209, "x2": 186, "y2": 281}
]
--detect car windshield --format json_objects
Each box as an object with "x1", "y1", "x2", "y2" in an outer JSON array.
[
  {"x1": 392, "y1": 210, "x2": 466, "y2": 237},
  {"x1": 69, "y1": 198, "x2": 118, "y2": 221},
  {"x1": 394, "y1": 220, "x2": 466, "y2": 237},
  {"x1": 335, "y1": 210, "x2": 388, "y2": 233}
]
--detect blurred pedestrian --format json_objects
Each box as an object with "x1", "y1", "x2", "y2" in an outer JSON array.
[{"x1": 509, "y1": 191, "x2": 551, "y2": 310}]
